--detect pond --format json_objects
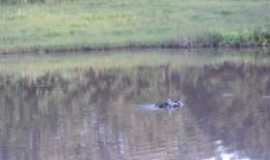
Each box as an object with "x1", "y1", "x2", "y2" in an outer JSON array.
[{"x1": 0, "y1": 49, "x2": 270, "y2": 160}]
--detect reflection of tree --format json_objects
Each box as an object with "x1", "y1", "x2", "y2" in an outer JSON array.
[{"x1": 0, "y1": 63, "x2": 270, "y2": 159}]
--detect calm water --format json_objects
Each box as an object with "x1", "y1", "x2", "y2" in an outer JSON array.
[{"x1": 1, "y1": 49, "x2": 270, "y2": 160}]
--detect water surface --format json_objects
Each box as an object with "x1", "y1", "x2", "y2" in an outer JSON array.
[{"x1": 0, "y1": 49, "x2": 270, "y2": 160}]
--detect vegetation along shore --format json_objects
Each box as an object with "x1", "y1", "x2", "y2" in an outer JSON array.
[{"x1": 1, "y1": 0, "x2": 270, "y2": 54}]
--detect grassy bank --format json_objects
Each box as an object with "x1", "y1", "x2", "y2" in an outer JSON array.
[{"x1": 1, "y1": 0, "x2": 270, "y2": 53}]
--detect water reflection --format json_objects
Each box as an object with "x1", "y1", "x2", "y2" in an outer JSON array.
[{"x1": 0, "y1": 62, "x2": 270, "y2": 160}]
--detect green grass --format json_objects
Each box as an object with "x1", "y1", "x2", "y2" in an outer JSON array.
[
  {"x1": 1, "y1": 0, "x2": 270, "y2": 53},
  {"x1": 0, "y1": 49, "x2": 269, "y2": 77}
]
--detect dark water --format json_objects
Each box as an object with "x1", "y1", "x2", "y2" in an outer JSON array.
[{"x1": 1, "y1": 51, "x2": 270, "y2": 160}]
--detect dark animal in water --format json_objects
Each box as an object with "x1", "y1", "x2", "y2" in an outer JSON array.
[
  {"x1": 138, "y1": 99, "x2": 184, "y2": 112},
  {"x1": 155, "y1": 99, "x2": 184, "y2": 110}
]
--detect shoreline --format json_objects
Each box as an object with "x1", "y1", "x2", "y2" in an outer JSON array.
[{"x1": 1, "y1": 42, "x2": 269, "y2": 55}]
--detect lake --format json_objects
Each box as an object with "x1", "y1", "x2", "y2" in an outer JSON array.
[{"x1": 0, "y1": 49, "x2": 270, "y2": 160}]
